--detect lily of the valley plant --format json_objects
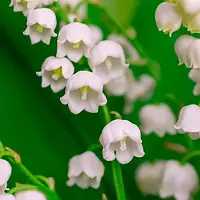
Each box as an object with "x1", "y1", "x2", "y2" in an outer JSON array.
[{"x1": 2, "y1": 0, "x2": 200, "y2": 200}]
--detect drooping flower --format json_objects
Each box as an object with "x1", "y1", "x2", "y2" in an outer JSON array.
[
  {"x1": 188, "y1": 39, "x2": 200, "y2": 68},
  {"x1": 36, "y1": 56, "x2": 74, "y2": 93},
  {"x1": 9, "y1": 0, "x2": 42, "y2": 16},
  {"x1": 15, "y1": 191, "x2": 47, "y2": 200},
  {"x1": 88, "y1": 40, "x2": 129, "y2": 84},
  {"x1": 90, "y1": 25, "x2": 103, "y2": 45},
  {"x1": 159, "y1": 160, "x2": 198, "y2": 200},
  {"x1": 189, "y1": 69, "x2": 200, "y2": 95},
  {"x1": 139, "y1": 104, "x2": 176, "y2": 137},
  {"x1": 175, "y1": 104, "x2": 200, "y2": 140},
  {"x1": 0, "y1": 159, "x2": 12, "y2": 194},
  {"x1": 136, "y1": 161, "x2": 166, "y2": 196},
  {"x1": 126, "y1": 74, "x2": 156, "y2": 102},
  {"x1": 23, "y1": 8, "x2": 57, "y2": 45},
  {"x1": 108, "y1": 33, "x2": 145, "y2": 66},
  {"x1": 60, "y1": 71, "x2": 107, "y2": 114},
  {"x1": 178, "y1": 0, "x2": 200, "y2": 15},
  {"x1": 57, "y1": 22, "x2": 93, "y2": 62},
  {"x1": 155, "y1": 2, "x2": 182, "y2": 36},
  {"x1": 187, "y1": 13, "x2": 200, "y2": 33},
  {"x1": 174, "y1": 35, "x2": 196, "y2": 67},
  {"x1": 0, "y1": 194, "x2": 15, "y2": 200},
  {"x1": 105, "y1": 69, "x2": 134, "y2": 96},
  {"x1": 67, "y1": 151, "x2": 104, "y2": 189},
  {"x1": 99, "y1": 119, "x2": 145, "y2": 165}
]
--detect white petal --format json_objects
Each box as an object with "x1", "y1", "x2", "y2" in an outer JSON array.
[
  {"x1": 15, "y1": 191, "x2": 47, "y2": 200},
  {"x1": 0, "y1": 159, "x2": 12, "y2": 187}
]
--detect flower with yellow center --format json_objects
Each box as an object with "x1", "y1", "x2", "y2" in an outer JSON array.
[
  {"x1": 57, "y1": 22, "x2": 93, "y2": 62},
  {"x1": 9, "y1": 0, "x2": 42, "y2": 16},
  {"x1": 100, "y1": 119, "x2": 145, "y2": 164},
  {"x1": 23, "y1": 8, "x2": 57, "y2": 45},
  {"x1": 36, "y1": 56, "x2": 74, "y2": 93},
  {"x1": 60, "y1": 71, "x2": 107, "y2": 114},
  {"x1": 88, "y1": 40, "x2": 129, "y2": 84}
]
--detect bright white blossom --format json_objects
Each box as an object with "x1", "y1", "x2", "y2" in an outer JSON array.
[
  {"x1": 99, "y1": 119, "x2": 145, "y2": 165},
  {"x1": 175, "y1": 104, "x2": 200, "y2": 140},
  {"x1": 57, "y1": 22, "x2": 93, "y2": 62},
  {"x1": 108, "y1": 34, "x2": 145, "y2": 66},
  {"x1": 0, "y1": 194, "x2": 15, "y2": 200},
  {"x1": 189, "y1": 69, "x2": 200, "y2": 95},
  {"x1": 90, "y1": 25, "x2": 103, "y2": 44},
  {"x1": 67, "y1": 151, "x2": 104, "y2": 189},
  {"x1": 9, "y1": 0, "x2": 42, "y2": 16},
  {"x1": 136, "y1": 161, "x2": 166, "y2": 195},
  {"x1": 139, "y1": 104, "x2": 176, "y2": 137},
  {"x1": 0, "y1": 159, "x2": 12, "y2": 194},
  {"x1": 60, "y1": 71, "x2": 107, "y2": 114},
  {"x1": 178, "y1": 0, "x2": 200, "y2": 15},
  {"x1": 15, "y1": 191, "x2": 47, "y2": 200},
  {"x1": 188, "y1": 39, "x2": 200, "y2": 68},
  {"x1": 155, "y1": 2, "x2": 182, "y2": 36},
  {"x1": 23, "y1": 8, "x2": 57, "y2": 45},
  {"x1": 89, "y1": 40, "x2": 129, "y2": 84},
  {"x1": 160, "y1": 160, "x2": 198, "y2": 200},
  {"x1": 174, "y1": 35, "x2": 196, "y2": 67},
  {"x1": 36, "y1": 56, "x2": 74, "y2": 92}
]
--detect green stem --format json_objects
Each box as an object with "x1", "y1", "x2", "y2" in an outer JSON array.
[
  {"x1": 8, "y1": 185, "x2": 38, "y2": 194},
  {"x1": 112, "y1": 160, "x2": 127, "y2": 200},
  {"x1": 184, "y1": 134, "x2": 194, "y2": 151},
  {"x1": 87, "y1": 144, "x2": 101, "y2": 152},
  {"x1": 181, "y1": 151, "x2": 200, "y2": 165},
  {"x1": 102, "y1": 105, "x2": 126, "y2": 200}
]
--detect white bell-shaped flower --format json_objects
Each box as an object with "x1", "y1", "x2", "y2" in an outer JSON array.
[
  {"x1": 136, "y1": 161, "x2": 166, "y2": 195},
  {"x1": 188, "y1": 39, "x2": 200, "y2": 68},
  {"x1": 105, "y1": 69, "x2": 135, "y2": 96},
  {"x1": 57, "y1": 22, "x2": 93, "y2": 62},
  {"x1": 139, "y1": 104, "x2": 176, "y2": 137},
  {"x1": 36, "y1": 56, "x2": 74, "y2": 93},
  {"x1": 126, "y1": 74, "x2": 156, "y2": 102},
  {"x1": 60, "y1": 71, "x2": 107, "y2": 114},
  {"x1": 88, "y1": 40, "x2": 129, "y2": 84},
  {"x1": 174, "y1": 35, "x2": 196, "y2": 67},
  {"x1": 160, "y1": 160, "x2": 198, "y2": 200},
  {"x1": 155, "y1": 2, "x2": 182, "y2": 36},
  {"x1": 0, "y1": 194, "x2": 15, "y2": 200},
  {"x1": 67, "y1": 151, "x2": 104, "y2": 189},
  {"x1": 179, "y1": 0, "x2": 200, "y2": 15},
  {"x1": 187, "y1": 13, "x2": 200, "y2": 33},
  {"x1": 0, "y1": 159, "x2": 12, "y2": 194},
  {"x1": 189, "y1": 69, "x2": 200, "y2": 95},
  {"x1": 9, "y1": 0, "x2": 42, "y2": 16},
  {"x1": 99, "y1": 119, "x2": 145, "y2": 165},
  {"x1": 108, "y1": 34, "x2": 145, "y2": 66},
  {"x1": 23, "y1": 8, "x2": 57, "y2": 45},
  {"x1": 15, "y1": 191, "x2": 47, "y2": 200},
  {"x1": 175, "y1": 104, "x2": 200, "y2": 140},
  {"x1": 90, "y1": 25, "x2": 103, "y2": 45}
]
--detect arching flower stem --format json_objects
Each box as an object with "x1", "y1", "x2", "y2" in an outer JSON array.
[
  {"x1": 102, "y1": 105, "x2": 127, "y2": 200},
  {"x1": 181, "y1": 150, "x2": 200, "y2": 165}
]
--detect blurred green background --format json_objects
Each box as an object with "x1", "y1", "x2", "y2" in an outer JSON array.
[{"x1": 1, "y1": 0, "x2": 200, "y2": 199}]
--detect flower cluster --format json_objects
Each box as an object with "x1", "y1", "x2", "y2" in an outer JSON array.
[
  {"x1": 155, "y1": 0, "x2": 200, "y2": 36},
  {"x1": 136, "y1": 160, "x2": 198, "y2": 199}
]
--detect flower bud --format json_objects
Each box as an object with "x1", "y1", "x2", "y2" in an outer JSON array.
[
  {"x1": 188, "y1": 39, "x2": 200, "y2": 68},
  {"x1": 179, "y1": 0, "x2": 200, "y2": 15}
]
